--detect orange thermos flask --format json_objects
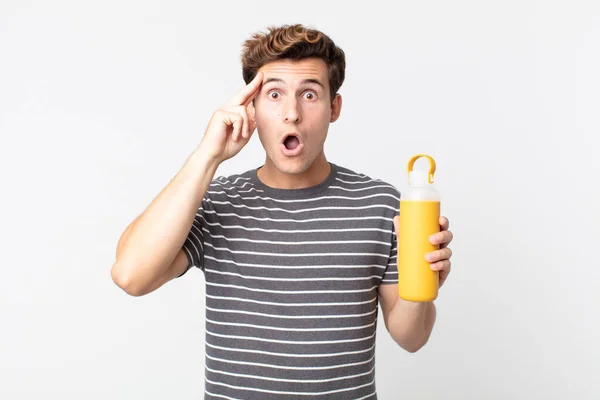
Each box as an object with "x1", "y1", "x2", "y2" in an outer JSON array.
[{"x1": 398, "y1": 154, "x2": 441, "y2": 302}]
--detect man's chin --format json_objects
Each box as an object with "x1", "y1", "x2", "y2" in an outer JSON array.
[
  {"x1": 274, "y1": 159, "x2": 310, "y2": 175},
  {"x1": 270, "y1": 154, "x2": 314, "y2": 175}
]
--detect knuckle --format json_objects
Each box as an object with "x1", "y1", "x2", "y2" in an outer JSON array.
[{"x1": 219, "y1": 110, "x2": 233, "y2": 120}]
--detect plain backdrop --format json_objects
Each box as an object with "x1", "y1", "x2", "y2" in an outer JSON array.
[{"x1": 1, "y1": 0, "x2": 598, "y2": 399}]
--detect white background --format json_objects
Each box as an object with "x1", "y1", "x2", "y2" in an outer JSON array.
[{"x1": 1, "y1": 0, "x2": 598, "y2": 399}]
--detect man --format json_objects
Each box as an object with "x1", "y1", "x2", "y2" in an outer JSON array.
[{"x1": 111, "y1": 24, "x2": 453, "y2": 399}]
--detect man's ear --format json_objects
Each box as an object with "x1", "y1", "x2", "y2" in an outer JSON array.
[
  {"x1": 250, "y1": 99, "x2": 256, "y2": 121},
  {"x1": 330, "y1": 93, "x2": 342, "y2": 122}
]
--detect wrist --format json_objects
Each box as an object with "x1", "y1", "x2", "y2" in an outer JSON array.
[
  {"x1": 393, "y1": 297, "x2": 432, "y2": 315},
  {"x1": 188, "y1": 145, "x2": 221, "y2": 173}
]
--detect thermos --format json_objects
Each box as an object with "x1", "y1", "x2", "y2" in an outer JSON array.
[{"x1": 398, "y1": 154, "x2": 441, "y2": 302}]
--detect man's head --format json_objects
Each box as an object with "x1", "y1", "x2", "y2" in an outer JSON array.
[
  {"x1": 242, "y1": 24, "x2": 345, "y2": 103},
  {"x1": 240, "y1": 24, "x2": 346, "y2": 176}
]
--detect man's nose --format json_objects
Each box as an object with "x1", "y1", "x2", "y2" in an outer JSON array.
[{"x1": 283, "y1": 98, "x2": 301, "y2": 124}]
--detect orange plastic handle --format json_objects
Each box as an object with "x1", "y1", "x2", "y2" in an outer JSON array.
[{"x1": 407, "y1": 154, "x2": 436, "y2": 184}]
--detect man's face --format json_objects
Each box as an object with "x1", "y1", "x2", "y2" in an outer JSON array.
[{"x1": 253, "y1": 58, "x2": 342, "y2": 175}]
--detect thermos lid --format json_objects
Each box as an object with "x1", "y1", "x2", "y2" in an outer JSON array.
[
  {"x1": 407, "y1": 154, "x2": 436, "y2": 185},
  {"x1": 409, "y1": 170, "x2": 430, "y2": 186}
]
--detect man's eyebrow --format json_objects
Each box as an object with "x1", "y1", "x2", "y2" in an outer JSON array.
[
  {"x1": 263, "y1": 77, "x2": 285, "y2": 85},
  {"x1": 262, "y1": 77, "x2": 325, "y2": 89},
  {"x1": 301, "y1": 78, "x2": 325, "y2": 89}
]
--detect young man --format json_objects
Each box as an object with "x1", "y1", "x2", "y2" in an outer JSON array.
[{"x1": 111, "y1": 24, "x2": 454, "y2": 399}]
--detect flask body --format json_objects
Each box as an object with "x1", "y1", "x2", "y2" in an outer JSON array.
[{"x1": 398, "y1": 196, "x2": 440, "y2": 302}]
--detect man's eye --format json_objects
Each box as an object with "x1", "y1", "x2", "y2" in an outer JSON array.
[
  {"x1": 304, "y1": 91, "x2": 316, "y2": 100},
  {"x1": 269, "y1": 92, "x2": 280, "y2": 99}
]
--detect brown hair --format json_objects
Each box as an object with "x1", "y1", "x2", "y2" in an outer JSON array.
[{"x1": 241, "y1": 24, "x2": 346, "y2": 102}]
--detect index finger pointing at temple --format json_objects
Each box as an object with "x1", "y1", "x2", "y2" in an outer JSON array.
[{"x1": 227, "y1": 72, "x2": 264, "y2": 107}]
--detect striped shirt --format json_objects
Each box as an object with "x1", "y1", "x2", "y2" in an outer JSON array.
[{"x1": 181, "y1": 162, "x2": 400, "y2": 399}]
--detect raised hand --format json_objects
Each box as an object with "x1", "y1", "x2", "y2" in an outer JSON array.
[{"x1": 199, "y1": 72, "x2": 264, "y2": 164}]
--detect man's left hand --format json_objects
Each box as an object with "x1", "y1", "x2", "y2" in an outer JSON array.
[{"x1": 427, "y1": 216, "x2": 453, "y2": 288}]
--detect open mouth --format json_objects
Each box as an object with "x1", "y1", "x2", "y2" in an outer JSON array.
[
  {"x1": 283, "y1": 134, "x2": 300, "y2": 150},
  {"x1": 281, "y1": 134, "x2": 304, "y2": 156}
]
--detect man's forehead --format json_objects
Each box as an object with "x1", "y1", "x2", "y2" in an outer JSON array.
[{"x1": 258, "y1": 59, "x2": 328, "y2": 82}]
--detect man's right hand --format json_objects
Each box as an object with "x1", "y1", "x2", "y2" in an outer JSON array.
[{"x1": 199, "y1": 72, "x2": 264, "y2": 164}]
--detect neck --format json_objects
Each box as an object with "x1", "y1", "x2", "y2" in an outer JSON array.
[{"x1": 257, "y1": 152, "x2": 331, "y2": 190}]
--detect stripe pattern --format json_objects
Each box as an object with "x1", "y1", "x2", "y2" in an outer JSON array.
[{"x1": 182, "y1": 163, "x2": 400, "y2": 399}]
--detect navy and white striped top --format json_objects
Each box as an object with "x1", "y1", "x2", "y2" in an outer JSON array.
[{"x1": 181, "y1": 162, "x2": 400, "y2": 399}]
